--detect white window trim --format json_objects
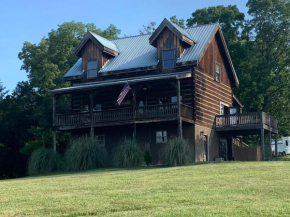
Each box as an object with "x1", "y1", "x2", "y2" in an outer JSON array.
[
  {"x1": 220, "y1": 102, "x2": 229, "y2": 115},
  {"x1": 215, "y1": 62, "x2": 221, "y2": 82}
]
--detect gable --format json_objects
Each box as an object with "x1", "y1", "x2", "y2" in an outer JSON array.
[
  {"x1": 197, "y1": 28, "x2": 238, "y2": 88},
  {"x1": 149, "y1": 18, "x2": 194, "y2": 47}
]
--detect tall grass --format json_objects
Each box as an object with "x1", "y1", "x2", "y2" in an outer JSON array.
[
  {"x1": 64, "y1": 136, "x2": 107, "y2": 171},
  {"x1": 28, "y1": 148, "x2": 62, "y2": 176},
  {"x1": 161, "y1": 137, "x2": 194, "y2": 166},
  {"x1": 112, "y1": 139, "x2": 143, "y2": 167}
]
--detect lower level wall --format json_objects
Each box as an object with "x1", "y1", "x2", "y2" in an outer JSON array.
[
  {"x1": 68, "y1": 122, "x2": 221, "y2": 163},
  {"x1": 194, "y1": 124, "x2": 220, "y2": 162},
  {"x1": 70, "y1": 121, "x2": 195, "y2": 163}
]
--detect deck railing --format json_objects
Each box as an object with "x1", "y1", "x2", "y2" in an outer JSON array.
[
  {"x1": 135, "y1": 103, "x2": 178, "y2": 120},
  {"x1": 215, "y1": 112, "x2": 277, "y2": 130},
  {"x1": 55, "y1": 103, "x2": 194, "y2": 127}
]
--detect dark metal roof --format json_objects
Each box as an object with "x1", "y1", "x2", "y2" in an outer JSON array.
[{"x1": 53, "y1": 71, "x2": 191, "y2": 94}]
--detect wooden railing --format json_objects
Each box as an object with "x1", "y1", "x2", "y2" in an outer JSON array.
[
  {"x1": 135, "y1": 103, "x2": 178, "y2": 120},
  {"x1": 93, "y1": 107, "x2": 133, "y2": 123},
  {"x1": 55, "y1": 103, "x2": 194, "y2": 127},
  {"x1": 215, "y1": 112, "x2": 277, "y2": 130}
]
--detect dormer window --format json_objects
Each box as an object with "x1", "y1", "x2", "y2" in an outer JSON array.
[
  {"x1": 162, "y1": 50, "x2": 175, "y2": 70},
  {"x1": 87, "y1": 61, "x2": 98, "y2": 79}
]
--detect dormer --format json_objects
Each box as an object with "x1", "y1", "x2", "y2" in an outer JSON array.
[
  {"x1": 149, "y1": 18, "x2": 194, "y2": 70},
  {"x1": 74, "y1": 31, "x2": 119, "y2": 80}
]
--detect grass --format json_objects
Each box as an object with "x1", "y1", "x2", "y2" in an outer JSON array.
[{"x1": 1, "y1": 162, "x2": 290, "y2": 216}]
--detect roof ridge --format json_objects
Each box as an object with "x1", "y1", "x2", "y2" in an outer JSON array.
[{"x1": 111, "y1": 23, "x2": 218, "y2": 41}]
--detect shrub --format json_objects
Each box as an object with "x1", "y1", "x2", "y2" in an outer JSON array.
[
  {"x1": 112, "y1": 139, "x2": 143, "y2": 167},
  {"x1": 64, "y1": 136, "x2": 107, "y2": 171},
  {"x1": 28, "y1": 148, "x2": 62, "y2": 176},
  {"x1": 161, "y1": 137, "x2": 193, "y2": 166},
  {"x1": 144, "y1": 150, "x2": 152, "y2": 166}
]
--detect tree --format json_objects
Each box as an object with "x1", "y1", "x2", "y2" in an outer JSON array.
[
  {"x1": 139, "y1": 22, "x2": 156, "y2": 35},
  {"x1": 170, "y1": 16, "x2": 185, "y2": 28},
  {"x1": 18, "y1": 21, "x2": 121, "y2": 154},
  {"x1": 236, "y1": 0, "x2": 290, "y2": 135}
]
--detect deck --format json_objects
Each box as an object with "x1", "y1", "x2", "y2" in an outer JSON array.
[
  {"x1": 55, "y1": 103, "x2": 193, "y2": 130},
  {"x1": 215, "y1": 112, "x2": 278, "y2": 135}
]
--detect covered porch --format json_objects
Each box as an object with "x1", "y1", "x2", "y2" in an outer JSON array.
[
  {"x1": 51, "y1": 72, "x2": 194, "y2": 150},
  {"x1": 215, "y1": 112, "x2": 278, "y2": 161}
]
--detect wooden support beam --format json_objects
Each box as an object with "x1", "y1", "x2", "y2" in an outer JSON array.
[
  {"x1": 269, "y1": 131, "x2": 271, "y2": 160},
  {"x1": 177, "y1": 79, "x2": 182, "y2": 139},
  {"x1": 52, "y1": 94, "x2": 57, "y2": 151},
  {"x1": 89, "y1": 92, "x2": 94, "y2": 140},
  {"x1": 275, "y1": 133, "x2": 278, "y2": 161},
  {"x1": 132, "y1": 86, "x2": 137, "y2": 141},
  {"x1": 261, "y1": 129, "x2": 265, "y2": 161}
]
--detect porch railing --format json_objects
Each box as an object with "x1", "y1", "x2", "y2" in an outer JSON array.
[
  {"x1": 215, "y1": 112, "x2": 277, "y2": 130},
  {"x1": 135, "y1": 103, "x2": 178, "y2": 120},
  {"x1": 55, "y1": 103, "x2": 194, "y2": 127}
]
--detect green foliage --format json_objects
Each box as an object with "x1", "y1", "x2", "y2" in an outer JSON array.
[
  {"x1": 170, "y1": 16, "x2": 185, "y2": 28},
  {"x1": 161, "y1": 137, "x2": 193, "y2": 166},
  {"x1": 64, "y1": 136, "x2": 107, "y2": 171},
  {"x1": 144, "y1": 150, "x2": 152, "y2": 166},
  {"x1": 28, "y1": 148, "x2": 62, "y2": 176},
  {"x1": 139, "y1": 22, "x2": 156, "y2": 35},
  {"x1": 112, "y1": 139, "x2": 143, "y2": 167}
]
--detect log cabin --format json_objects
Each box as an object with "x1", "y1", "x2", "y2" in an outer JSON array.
[{"x1": 51, "y1": 18, "x2": 279, "y2": 162}]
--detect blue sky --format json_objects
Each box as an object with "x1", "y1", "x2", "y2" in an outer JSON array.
[{"x1": 0, "y1": 0, "x2": 249, "y2": 92}]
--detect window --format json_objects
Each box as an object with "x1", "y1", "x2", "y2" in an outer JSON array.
[
  {"x1": 162, "y1": 50, "x2": 175, "y2": 70},
  {"x1": 171, "y1": 96, "x2": 183, "y2": 103},
  {"x1": 96, "y1": 135, "x2": 105, "y2": 146},
  {"x1": 286, "y1": 140, "x2": 289, "y2": 147},
  {"x1": 220, "y1": 102, "x2": 228, "y2": 115},
  {"x1": 87, "y1": 61, "x2": 98, "y2": 79},
  {"x1": 215, "y1": 63, "x2": 220, "y2": 82},
  {"x1": 156, "y1": 131, "x2": 167, "y2": 143}
]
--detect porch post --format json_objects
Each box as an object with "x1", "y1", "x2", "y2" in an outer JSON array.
[
  {"x1": 132, "y1": 87, "x2": 137, "y2": 141},
  {"x1": 89, "y1": 92, "x2": 94, "y2": 140},
  {"x1": 261, "y1": 129, "x2": 265, "y2": 161},
  {"x1": 177, "y1": 79, "x2": 182, "y2": 139},
  {"x1": 275, "y1": 133, "x2": 278, "y2": 161},
  {"x1": 52, "y1": 94, "x2": 57, "y2": 151},
  {"x1": 269, "y1": 131, "x2": 271, "y2": 160}
]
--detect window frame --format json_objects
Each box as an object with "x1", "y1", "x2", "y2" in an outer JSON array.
[
  {"x1": 156, "y1": 131, "x2": 168, "y2": 143},
  {"x1": 220, "y1": 102, "x2": 229, "y2": 115},
  {"x1": 162, "y1": 49, "x2": 175, "y2": 70},
  {"x1": 215, "y1": 62, "x2": 221, "y2": 82},
  {"x1": 87, "y1": 60, "x2": 98, "y2": 79}
]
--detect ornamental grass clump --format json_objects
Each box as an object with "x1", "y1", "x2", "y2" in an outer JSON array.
[
  {"x1": 28, "y1": 148, "x2": 62, "y2": 176},
  {"x1": 112, "y1": 139, "x2": 143, "y2": 167},
  {"x1": 161, "y1": 137, "x2": 193, "y2": 166},
  {"x1": 64, "y1": 135, "x2": 107, "y2": 171}
]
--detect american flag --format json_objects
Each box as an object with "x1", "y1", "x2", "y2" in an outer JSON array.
[{"x1": 117, "y1": 82, "x2": 131, "y2": 105}]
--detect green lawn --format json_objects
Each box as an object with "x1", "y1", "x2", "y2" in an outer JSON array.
[{"x1": 1, "y1": 162, "x2": 290, "y2": 217}]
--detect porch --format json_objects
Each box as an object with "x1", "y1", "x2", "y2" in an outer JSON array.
[
  {"x1": 215, "y1": 112, "x2": 278, "y2": 161},
  {"x1": 55, "y1": 103, "x2": 193, "y2": 130}
]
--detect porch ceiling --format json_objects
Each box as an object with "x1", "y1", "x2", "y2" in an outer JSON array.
[{"x1": 51, "y1": 71, "x2": 192, "y2": 95}]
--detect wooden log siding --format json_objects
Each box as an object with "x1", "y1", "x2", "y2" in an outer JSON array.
[{"x1": 192, "y1": 30, "x2": 235, "y2": 128}]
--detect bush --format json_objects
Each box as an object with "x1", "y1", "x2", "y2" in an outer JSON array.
[
  {"x1": 144, "y1": 150, "x2": 152, "y2": 166},
  {"x1": 28, "y1": 148, "x2": 62, "y2": 176},
  {"x1": 64, "y1": 136, "x2": 107, "y2": 171},
  {"x1": 161, "y1": 137, "x2": 193, "y2": 166},
  {"x1": 112, "y1": 139, "x2": 143, "y2": 167}
]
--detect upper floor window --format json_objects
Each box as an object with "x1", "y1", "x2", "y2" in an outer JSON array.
[
  {"x1": 87, "y1": 61, "x2": 98, "y2": 79},
  {"x1": 162, "y1": 50, "x2": 175, "y2": 70},
  {"x1": 215, "y1": 63, "x2": 220, "y2": 82}
]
